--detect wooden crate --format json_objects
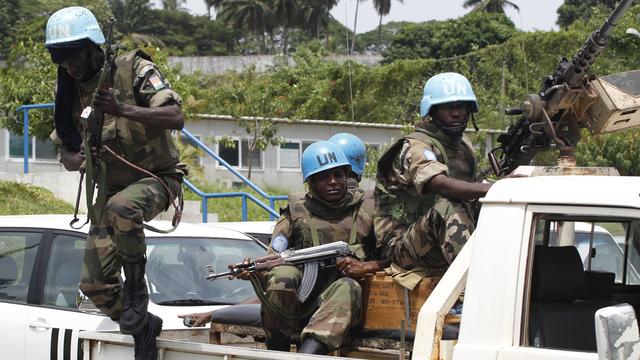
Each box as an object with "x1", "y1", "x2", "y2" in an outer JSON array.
[{"x1": 361, "y1": 272, "x2": 441, "y2": 331}]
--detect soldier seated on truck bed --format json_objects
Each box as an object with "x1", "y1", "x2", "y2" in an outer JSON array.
[
  {"x1": 375, "y1": 72, "x2": 491, "y2": 276},
  {"x1": 181, "y1": 140, "x2": 389, "y2": 354}
]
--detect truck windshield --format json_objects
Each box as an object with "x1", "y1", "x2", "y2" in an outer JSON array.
[{"x1": 145, "y1": 237, "x2": 266, "y2": 305}]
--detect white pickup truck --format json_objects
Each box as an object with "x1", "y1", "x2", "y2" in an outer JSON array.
[{"x1": 78, "y1": 170, "x2": 640, "y2": 360}]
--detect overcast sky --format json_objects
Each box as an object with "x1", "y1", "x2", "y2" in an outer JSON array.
[{"x1": 168, "y1": 0, "x2": 564, "y2": 33}]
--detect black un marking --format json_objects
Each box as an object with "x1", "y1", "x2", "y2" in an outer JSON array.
[{"x1": 317, "y1": 152, "x2": 337, "y2": 166}]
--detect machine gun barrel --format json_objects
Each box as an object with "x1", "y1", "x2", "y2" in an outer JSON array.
[{"x1": 561, "y1": 0, "x2": 634, "y2": 87}]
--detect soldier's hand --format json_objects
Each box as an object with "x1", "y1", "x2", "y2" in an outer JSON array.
[
  {"x1": 232, "y1": 257, "x2": 252, "y2": 281},
  {"x1": 60, "y1": 147, "x2": 85, "y2": 172},
  {"x1": 336, "y1": 257, "x2": 368, "y2": 280},
  {"x1": 94, "y1": 88, "x2": 123, "y2": 116},
  {"x1": 178, "y1": 311, "x2": 212, "y2": 327}
]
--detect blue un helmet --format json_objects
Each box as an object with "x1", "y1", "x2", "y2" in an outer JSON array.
[
  {"x1": 45, "y1": 6, "x2": 105, "y2": 47},
  {"x1": 328, "y1": 133, "x2": 367, "y2": 177},
  {"x1": 419, "y1": 72, "x2": 479, "y2": 118},
  {"x1": 301, "y1": 141, "x2": 351, "y2": 182}
]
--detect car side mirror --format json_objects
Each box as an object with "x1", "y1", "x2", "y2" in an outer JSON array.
[{"x1": 595, "y1": 303, "x2": 640, "y2": 359}]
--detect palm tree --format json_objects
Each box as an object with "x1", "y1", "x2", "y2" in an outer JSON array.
[
  {"x1": 372, "y1": 0, "x2": 403, "y2": 51},
  {"x1": 463, "y1": 0, "x2": 519, "y2": 14},
  {"x1": 350, "y1": 0, "x2": 367, "y2": 54},
  {"x1": 298, "y1": 0, "x2": 338, "y2": 39},
  {"x1": 218, "y1": 0, "x2": 272, "y2": 54},
  {"x1": 163, "y1": 0, "x2": 187, "y2": 12},
  {"x1": 269, "y1": 0, "x2": 298, "y2": 54},
  {"x1": 204, "y1": 0, "x2": 226, "y2": 19}
]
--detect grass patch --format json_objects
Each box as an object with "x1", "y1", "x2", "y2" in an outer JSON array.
[
  {"x1": 0, "y1": 181, "x2": 74, "y2": 215},
  {"x1": 184, "y1": 181, "x2": 291, "y2": 222}
]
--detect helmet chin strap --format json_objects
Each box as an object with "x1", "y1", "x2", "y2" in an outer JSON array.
[{"x1": 433, "y1": 116, "x2": 469, "y2": 137}]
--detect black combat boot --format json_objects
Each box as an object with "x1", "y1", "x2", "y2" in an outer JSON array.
[
  {"x1": 298, "y1": 336, "x2": 328, "y2": 355},
  {"x1": 120, "y1": 261, "x2": 149, "y2": 335},
  {"x1": 265, "y1": 336, "x2": 291, "y2": 351},
  {"x1": 133, "y1": 312, "x2": 163, "y2": 360}
]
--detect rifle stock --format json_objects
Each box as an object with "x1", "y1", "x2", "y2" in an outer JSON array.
[{"x1": 488, "y1": 0, "x2": 635, "y2": 176}]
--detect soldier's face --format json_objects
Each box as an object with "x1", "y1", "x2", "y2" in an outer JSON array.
[
  {"x1": 309, "y1": 167, "x2": 348, "y2": 203},
  {"x1": 434, "y1": 102, "x2": 470, "y2": 128},
  {"x1": 59, "y1": 48, "x2": 91, "y2": 80}
]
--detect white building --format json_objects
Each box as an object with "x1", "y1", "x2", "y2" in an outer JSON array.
[{"x1": 0, "y1": 113, "x2": 499, "y2": 194}]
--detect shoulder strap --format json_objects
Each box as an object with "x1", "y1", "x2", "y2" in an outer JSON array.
[{"x1": 408, "y1": 129, "x2": 449, "y2": 166}]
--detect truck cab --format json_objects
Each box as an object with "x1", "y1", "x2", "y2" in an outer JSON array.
[{"x1": 416, "y1": 174, "x2": 640, "y2": 360}]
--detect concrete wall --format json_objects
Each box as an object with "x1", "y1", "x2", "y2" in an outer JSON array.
[{"x1": 168, "y1": 55, "x2": 383, "y2": 74}]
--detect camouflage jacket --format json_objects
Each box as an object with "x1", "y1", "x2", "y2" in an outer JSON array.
[
  {"x1": 375, "y1": 121, "x2": 476, "y2": 226},
  {"x1": 270, "y1": 189, "x2": 377, "y2": 261},
  {"x1": 64, "y1": 50, "x2": 182, "y2": 188}
]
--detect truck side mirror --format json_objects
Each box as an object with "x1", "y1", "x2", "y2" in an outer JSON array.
[{"x1": 595, "y1": 304, "x2": 640, "y2": 359}]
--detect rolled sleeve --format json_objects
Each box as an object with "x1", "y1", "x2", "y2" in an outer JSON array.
[
  {"x1": 269, "y1": 210, "x2": 293, "y2": 253},
  {"x1": 405, "y1": 139, "x2": 448, "y2": 195},
  {"x1": 149, "y1": 89, "x2": 182, "y2": 108},
  {"x1": 134, "y1": 58, "x2": 182, "y2": 108}
]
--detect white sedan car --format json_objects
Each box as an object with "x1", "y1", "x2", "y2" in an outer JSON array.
[{"x1": 0, "y1": 214, "x2": 266, "y2": 360}]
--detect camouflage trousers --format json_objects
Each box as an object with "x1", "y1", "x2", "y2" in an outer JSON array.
[
  {"x1": 375, "y1": 197, "x2": 476, "y2": 276},
  {"x1": 262, "y1": 265, "x2": 363, "y2": 351},
  {"x1": 79, "y1": 174, "x2": 182, "y2": 320}
]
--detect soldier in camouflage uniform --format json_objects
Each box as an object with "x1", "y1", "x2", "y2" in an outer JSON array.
[
  {"x1": 45, "y1": 7, "x2": 185, "y2": 360},
  {"x1": 375, "y1": 72, "x2": 491, "y2": 275},
  {"x1": 264, "y1": 141, "x2": 387, "y2": 354}
]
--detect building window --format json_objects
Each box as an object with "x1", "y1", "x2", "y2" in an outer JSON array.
[
  {"x1": 218, "y1": 139, "x2": 240, "y2": 167},
  {"x1": 279, "y1": 142, "x2": 300, "y2": 169},
  {"x1": 279, "y1": 140, "x2": 314, "y2": 170},
  {"x1": 217, "y1": 139, "x2": 263, "y2": 169},
  {"x1": 241, "y1": 140, "x2": 263, "y2": 169},
  {"x1": 7, "y1": 131, "x2": 57, "y2": 161}
]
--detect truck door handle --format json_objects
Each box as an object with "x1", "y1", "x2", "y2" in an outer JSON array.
[{"x1": 28, "y1": 319, "x2": 52, "y2": 331}]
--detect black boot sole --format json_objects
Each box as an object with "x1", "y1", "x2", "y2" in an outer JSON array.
[{"x1": 134, "y1": 314, "x2": 163, "y2": 360}]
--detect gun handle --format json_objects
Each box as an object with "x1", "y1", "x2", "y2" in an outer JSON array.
[{"x1": 488, "y1": 151, "x2": 501, "y2": 177}]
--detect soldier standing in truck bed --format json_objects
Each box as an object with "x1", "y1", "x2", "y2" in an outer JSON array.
[{"x1": 45, "y1": 6, "x2": 186, "y2": 360}]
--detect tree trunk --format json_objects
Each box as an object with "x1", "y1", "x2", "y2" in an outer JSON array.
[
  {"x1": 283, "y1": 27, "x2": 289, "y2": 55},
  {"x1": 350, "y1": 0, "x2": 360, "y2": 54},
  {"x1": 377, "y1": 14, "x2": 383, "y2": 52}
]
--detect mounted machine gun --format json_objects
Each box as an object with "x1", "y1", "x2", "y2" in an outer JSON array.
[{"x1": 488, "y1": 0, "x2": 640, "y2": 176}]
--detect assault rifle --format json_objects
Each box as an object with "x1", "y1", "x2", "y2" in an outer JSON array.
[
  {"x1": 71, "y1": 17, "x2": 118, "y2": 228},
  {"x1": 207, "y1": 241, "x2": 355, "y2": 302},
  {"x1": 488, "y1": 0, "x2": 636, "y2": 176}
]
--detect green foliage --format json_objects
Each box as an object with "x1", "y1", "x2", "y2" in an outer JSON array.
[
  {"x1": 0, "y1": 181, "x2": 74, "y2": 215},
  {"x1": 108, "y1": 0, "x2": 150, "y2": 35},
  {"x1": 382, "y1": 12, "x2": 516, "y2": 63},
  {"x1": 0, "y1": 0, "x2": 20, "y2": 59},
  {"x1": 463, "y1": 0, "x2": 520, "y2": 14},
  {"x1": 577, "y1": 130, "x2": 640, "y2": 176},
  {"x1": 142, "y1": 10, "x2": 238, "y2": 55},
  {"x1": 556, "y1": 0, "x2": 616, "y2": 28},
  {"x1": 0, "y1": 39, "x2": 57, "y2": 140}
]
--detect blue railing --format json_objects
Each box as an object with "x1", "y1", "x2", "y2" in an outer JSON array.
[
  {"x1": 16, "y1": 103, "x2": 286, "y2": 222},
  {"x1": 16, "y1": 103, "x2": 55, "y2": 174}
]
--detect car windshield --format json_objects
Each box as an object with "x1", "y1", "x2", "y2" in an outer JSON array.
[{"x1": 145, "y1": 237, "x2": 265, "y2": 305}]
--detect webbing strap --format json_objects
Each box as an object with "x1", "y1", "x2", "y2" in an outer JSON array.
[{"x1": 303, "y1": 206, "x2": 321, "y2": 247}]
